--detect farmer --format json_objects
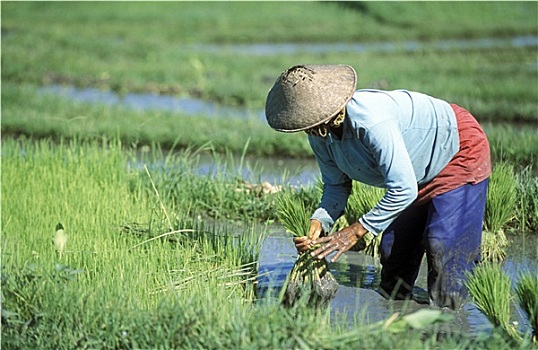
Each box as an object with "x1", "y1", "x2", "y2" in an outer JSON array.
[{"x1": 264, "y1": 64, "x2": 491, "y2": 309}]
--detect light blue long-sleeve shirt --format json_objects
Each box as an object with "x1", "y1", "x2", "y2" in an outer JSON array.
[{"x1": 309, "y1": 89, "x2": 459, "y2": 235}]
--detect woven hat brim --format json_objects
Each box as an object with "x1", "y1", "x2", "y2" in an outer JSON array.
[{"x1": 265, "y1": 64, "x2": 357, "y2": 132}]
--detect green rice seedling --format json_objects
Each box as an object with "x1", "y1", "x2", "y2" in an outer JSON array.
[
  {"x1": 484, "y1": 162, "x2": 517, "y2": 233},
  {"x1": 276, "y1": 187, "x2": 338, "y2": 308},
  {"x1": 1, "y1": 138, "x2": 264, "y2": 346},
  {"x1": 481, "y1": 230, "x2": 508, "y2": 262},
  {"x1": 345, "y1": 182, "x2": 385, "y2": 257},
  {"x1": 482, "y1": 162, "x2": 517, "y2": 262},
  {"x1": 466, "y1": 263, "x2": 522, "y2": 342},
  {"x1": 144, "y1": 143, "x2": 282, "y2": 223},
  {"x1": 515, "y1": 273, "x2": 538, "y2": 342},
  {"x1": 515, "y1": 167, "x2": 538, "y2": 233}
]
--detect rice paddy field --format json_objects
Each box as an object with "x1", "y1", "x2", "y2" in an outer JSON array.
[{"x1": 2, "y1": 2, "x2": 537, "y2": 349}]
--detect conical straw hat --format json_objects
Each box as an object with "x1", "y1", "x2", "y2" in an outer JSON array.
[{"x1": 265, "y1": 64, "x2": 357, "y2": 132}]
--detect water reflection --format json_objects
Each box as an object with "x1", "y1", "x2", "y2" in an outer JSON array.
[
  {"x1": 195, "y1": 153, "x2": 319, "y2": 187},
  {"x1": 38, "y1": 85, "x2": 264, "y2": 120},
  {"x1": 190, "y1": 35, "x2": 538, "y2": 56},
  {"x1": 136, "y1": 152, "x2": 320, "y2": 187},
  {"x1": 330, "y1": 254, "x2": 381, "y2": 289}
]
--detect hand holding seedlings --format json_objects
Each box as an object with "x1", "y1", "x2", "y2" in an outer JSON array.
[
  {"x1": 293, "y1": 219, "x2": 323, "y2": 253},
  {"x1": 311, "y1": 222, "x2": 368, "y2": 262},
  {"x1": 276, "y1": 190, "x2": 339, "y2": 308}
]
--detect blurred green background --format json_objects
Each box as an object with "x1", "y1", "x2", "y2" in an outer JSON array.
[{"x1": 2, "y1": 1, "x2": 537, "y2": 156}]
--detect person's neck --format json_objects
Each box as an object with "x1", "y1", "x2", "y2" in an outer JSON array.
[{"x1": 330, "y1": 125, "x2": 343, "y2": 139}]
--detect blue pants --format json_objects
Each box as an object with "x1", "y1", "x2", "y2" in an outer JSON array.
[{"x1": 379, "y1": 179, "x2": 489, "y2": 309}]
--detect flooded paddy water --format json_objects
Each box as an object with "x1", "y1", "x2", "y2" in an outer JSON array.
[
  {"x1": 191, "y1": 35, "x2": 538, "y2": 56},
  {"x1": 181, "y1": 154, "x2": 538, "y2": 337},
  {"x1": 257, "y1": 227, "x2": 538, "y2": 337}
]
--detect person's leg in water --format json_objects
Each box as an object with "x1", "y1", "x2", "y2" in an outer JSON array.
[
  {"x1": 425, "y1": 179, "x2": 488, "y2": 309},
  {"x1": 379, "y1": 204, "x2": 428, "y2": 301}
]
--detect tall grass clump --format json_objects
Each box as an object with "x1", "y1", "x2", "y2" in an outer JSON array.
[
  {"x1": 482, "y1": 162, "x2": 517, "y2": 262},
  {"x1": 514, "y1": 167, "x2": 538, "y2": 233},
  {"x1": 343, "y1": 182, "x2": 385, "y2": 257},
  {"x1": 276, "y1": 187, "x2": 338, "y2": 308},
  {"x1": 467, "y1": 264, "x2": 538, "y2": 346},
  {"x1": 515, "y1": 274, "x2": 538, "y2": 342},
  {"x1": 465, "y1": 263, "x2": 521, "y2": 343}
]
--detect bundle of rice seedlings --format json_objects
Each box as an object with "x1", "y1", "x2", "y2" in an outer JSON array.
[
  {"x1": 345, "y1": 182, "x2": 385, "y2": 257},
  {"x1": 466, "y1": 263, "x2": 522, "y2": 342},
  {"x1": 515, "y1": 273, "x2": 538, "y2": 341},
  {"x1": 482, "y1": 162, "x2": 517, "y2": 261},
  {"x1": 514, "y1": 167, "x2": 538, "y2": 233},
  {"x1": 276, "y1": 188, "x2": 338, "y2": 308},
  {"x1": 481, "y1": 230, "x2": 507, "y2": 262}
]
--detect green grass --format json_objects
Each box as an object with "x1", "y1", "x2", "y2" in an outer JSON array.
[
  {"x1": 482, "y1": 162, "x2": 517, "y2": 261},
  {"x1": 2, "y1": 83, "x2": 537, "y2": 166},
  {"x1": 515, "y1": 167, "x2": 538, "y2": 233},
  {"x1": 1, "y1": 2, "x2": 537, "y2": 345},
  {"x1": 466, "y1": 263, "x2": 521, "y2": 342},
  {"x1": 340, "y1": 182, "x2": 385, "y2": 257},
  {"x1": 0, "y1": 83, "x2": 312, "y2": 158},
  {"x1": 485, "y1": 123, "x2": 538, "y2": 167},
  {"x1": 1, "y1": 2, "x2": 537, "y2": 164},
  {"x1": 484, "y1": 162, "x2": 518, "y2": 232},
  {"x1": 275, "y1": 187, "x2": 339, "y2": 308},
  {"x1": 0, "y1": 138, "x2": 262, "y2": 347},
  {"x1": 515, "y1": 274, "x2": 538, "y2": 341},
  {"x1": 275, "y1": 188, "x2": 312, "y2": 238},
  {"x1": 466, "y1": 264, "x2": 538, "y2": 346}
]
